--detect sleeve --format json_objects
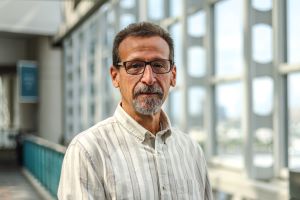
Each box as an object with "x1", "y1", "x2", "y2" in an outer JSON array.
[
  {"x1": 204, "y1": 164, "x2": 213, "y2": 200},
  {"x1": 57, "y1": 141, "x2": 107, "y2": 200},
  {"x1": 194, "y1": 142, "x2": 213, "y2": 200}
]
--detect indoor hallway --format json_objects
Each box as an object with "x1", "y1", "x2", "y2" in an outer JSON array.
[{"x1": 0, "y1": 150, "x2": 42, "y2": 200}]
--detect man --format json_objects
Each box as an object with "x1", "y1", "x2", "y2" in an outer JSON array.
[{"x1": 58, "y1": 22, "x2": 212, "y2": 200}]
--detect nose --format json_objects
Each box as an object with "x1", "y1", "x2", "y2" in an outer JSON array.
[{"x1": 140, "y1": 64, "x2": 156, "y2": 85}]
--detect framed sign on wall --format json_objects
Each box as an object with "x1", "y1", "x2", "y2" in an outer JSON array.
[{"x1": 18, "y1": 60, "x2": 38, "y2": 103}]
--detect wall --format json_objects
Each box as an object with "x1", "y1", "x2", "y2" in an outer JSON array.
[
  {"x1": 29, "y1": 37, "x2": 63, "y2": 144},
  {"x1": 0, "y1": 35, "x2": 63, "y2": 144},
  {"x1": 0, "y1": 37, "x2": 27, "y2": 65},
  {"x1": 0, "y1": 36, "x2": 36, "y2": 133}
]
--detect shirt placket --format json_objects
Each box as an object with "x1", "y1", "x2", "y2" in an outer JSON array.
[{"x1": 155, "y1": 135, "x2": 171, "y2": 200}]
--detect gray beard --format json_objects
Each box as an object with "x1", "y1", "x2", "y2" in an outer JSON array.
[
  {"x1": 132, "y1": 84, "x2": 164, "y2": 115},
  {"x1": 133, "y1": 96, "x2": 163, "y2": 115}
]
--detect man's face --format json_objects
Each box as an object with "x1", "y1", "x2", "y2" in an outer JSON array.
[{"x1": 110, "y1": 36, "x2": 176, "y2": 116}]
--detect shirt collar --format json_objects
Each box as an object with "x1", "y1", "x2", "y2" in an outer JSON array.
[{"x1": 114, "y1": 103, "x2": 172, "y2": 143}]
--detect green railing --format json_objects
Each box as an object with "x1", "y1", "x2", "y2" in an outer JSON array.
[{"x1": 23, "y1": 135, "x2": 66, "y2": 198}]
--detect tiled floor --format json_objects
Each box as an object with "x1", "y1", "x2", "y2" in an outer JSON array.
[{"x1": 0, "y1": 150, "x2": 42, "y2": 200}]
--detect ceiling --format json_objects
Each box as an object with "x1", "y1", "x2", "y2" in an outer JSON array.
[{"x1": 0, "y1": 0, "x2": 63, "y2": 36}]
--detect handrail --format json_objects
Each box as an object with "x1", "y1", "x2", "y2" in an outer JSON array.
[
  {"x1": 23, "y1": 135, "x2": 66, "y2": 154},
  {"x1": 22, "y1": 134, "x2": 66, "y2": 199}
]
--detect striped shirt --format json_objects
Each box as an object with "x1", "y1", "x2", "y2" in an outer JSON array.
[{"x1": 58, "y1": 104, "x2": 212, "y2": 200}]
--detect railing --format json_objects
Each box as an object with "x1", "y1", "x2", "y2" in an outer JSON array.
[
  {"x1": 0, "y1": 129, "x2": 18, "y2": 149},
  {"x1": 22, "y1": 135, "x2": 66, "y2": 199}
]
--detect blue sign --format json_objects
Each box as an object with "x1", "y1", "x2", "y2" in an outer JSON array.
[{"x1": 18, "y1": 61, "x2": 38, "y2": 103}]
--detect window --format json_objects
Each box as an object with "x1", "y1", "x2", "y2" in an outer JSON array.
[
  {"x1": 170, "y1": 23, "x2": 183, "y2": 86},
  {"x1": 169, "y1": 23, "x2": 184, "y2": 128},
  {"x1": 215, "y1": 0, "x2": 243, "y2": 76},
  {"x1": 252, "y1": 24, "x2": 273, "y2": 63},
  {"x1": 188, "y1": 11, "x2": 205, "y2": 37},
  {"x1": 288, "y1": 73, "x2": 300, "y2": 168},
  {"x1": 253, "y1": 77, "x2": 273, "y2": 116},
  {"x1": 187, "y1": 46, "x2": 205, "y2": 77},
  {"x1": 120, "y1": 0, "x2": 135, "y2": 9},
  {"x1": 252, "y1": 0, "x2": 272, "y2": 11},
  {"x1": 148, "y1": 0, "x2": 164, "y2": 20},
  {"x1": 287, "y1": 0, "x2": 300, "y2": 64},
  {"x1": 170, "y1": 0, "x2": 182, "y2": 17},
  {"x1": 120, "y1": 14, "x2": 136, "y2": 29},
  {"x1": 216, "y1": 82, "x2": 243, "y2": 167}
]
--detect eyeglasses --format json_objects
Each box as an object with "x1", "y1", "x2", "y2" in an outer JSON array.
[{"x1": 117, "y1": 59, "x2": 174, "y2": 75}]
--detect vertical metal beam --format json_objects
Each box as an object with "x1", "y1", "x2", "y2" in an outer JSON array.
[
  {"x1": 72, "y1": 33, "x2": 79, "y2": 138},
  {"x1": 62, "y1": 41, "x2": 68, "y2": 143},
  {"x1": 272, "y1": 0, "x2": 288, "y2": 174},
  {"x1": 95, "y1": 13, "x2": 104, "y2": 121},
  {"x1": 204, "y1": 0, "x2": 216, "y2": 159},
  {"x1": 138, "y1": 0, "x2": 147, "y2": 21},
  {"x1": 243, "y1": 0, "x2": 254, "y2": 178},
  {"x1": 181, "y1": 0, "x2": 188, "y2": 132},
  {"x1": 165, "y1": 0, "x2": 170, "y2": 19}
]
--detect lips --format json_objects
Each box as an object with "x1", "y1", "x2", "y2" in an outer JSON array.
[{"x1": 139, "y1": 92, "x2": 159, "y2": 95}]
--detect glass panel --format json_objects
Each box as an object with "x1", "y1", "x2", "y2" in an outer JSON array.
[
  {"x1": 120, "y1": 14, "x2": 136, "y2": 29},
  {"x1": 252, "y1": 0, "x2": 272, "y2": 11},
  {"x1": 107, "y1": 10, "x2": 115, "y2": 24},
  {"x1": 187, "y1": 47, "x2": 205, "y2": 77},
  {"x1": 120, "y1": 0, "x2": 135, "y2": 9},
  {"x1": 67, "y1": 73, "x2": 73, "y2": 81},
  {"x1": 170, "y1": 0, "x2": 182, "y2": 17},
  {"x1": 170, "y1": 90, "x2": 183, "y2": 128},
  {"x1": 216, "y1": 82, "x2": 243, "y2": 166},
  {"x1": 89, "y1": 103, "x2": 95, "y2": 126},
  {"x1": 252, "y1": 77, "x2": 273, "y2": 116},
  {"x1": 288, "y1": 0, "x2": 300, "y2": 64},
  {"x1": 170, "y1": 23, "x2": 183, "y2": 86},
  {"x1": 148, "y1": 0, "x2": 164, "y2": 20},
  {"x1": 105, "y1": 58, "x2": 120, "y2": 114},
  {"x1": 215, "y1": 0, "x2": 243, "y2": 76},
  {"x1": 252, "y1": 24, "x2": 273, "y2": 63},
  {"x1": 188, "y1": 11, "x2": 205, "y2": 37},
  {"x1": 169, "y1": 23, "x2": 184, "y2": 130},
  {"x1": 188, "y1": 87, "x2": 205, "y2": 117},
  {"x1": 68, "y1": 107, "x2": 73, "y2": 116},
  {"x1": 105, "y1": 27, "x2": 114, "y2": 47},
  {"x1": 254, "y1": 128, "x2": 273, "y2": 167},
  {"x1": 68, "y1": 90, "x2": 73, "y2": 99},
  {"x1": 288, "y1": 73, "x2": 300, "y2": 168}
]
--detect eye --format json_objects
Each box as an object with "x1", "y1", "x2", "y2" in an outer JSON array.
[
  {"x1": 128, "y1": 61, "x2": 144, "y2": 69},
  {"x1": 152, "y1": 61, "x2": 165, "y2": 68}
]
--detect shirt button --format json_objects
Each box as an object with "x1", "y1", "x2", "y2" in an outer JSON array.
[{"x1": 162, "y1": 186, "x2": 166, "y2": 190}]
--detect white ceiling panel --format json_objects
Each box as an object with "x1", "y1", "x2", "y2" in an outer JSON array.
[{"x1": 0, "y1": 0, "x2": 62, "y2": 36}]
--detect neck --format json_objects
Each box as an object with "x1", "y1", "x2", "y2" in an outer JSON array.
[
  {"x1": 134, "y1": 112, "x2": 161, "y2": 134},
  {"x1": 122, "y1": 105, "x2": 161, "y2": 134}
]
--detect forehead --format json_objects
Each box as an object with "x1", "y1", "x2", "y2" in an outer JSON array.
[{"x1": 118, "y1": 36, "x2": 169, "y2": 60}]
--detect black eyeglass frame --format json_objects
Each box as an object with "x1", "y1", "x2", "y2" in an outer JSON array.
[{"x1": 116, "y1": 59, "x2": 175, "y2": 75}]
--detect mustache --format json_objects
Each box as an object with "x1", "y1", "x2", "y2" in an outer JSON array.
[{"x1": 133, "y1": 84, "x2": 163, "y2": 98}]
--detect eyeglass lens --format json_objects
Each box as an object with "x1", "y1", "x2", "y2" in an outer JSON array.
[{"x1": 125, "y1": 60, "x2": 171, "y2": 75}]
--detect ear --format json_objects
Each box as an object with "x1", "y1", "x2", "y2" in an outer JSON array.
[
  {"x1": 170, "y1": 65, "x2": 176, "y2": 87},
  {"x1": 110, "y1": 65, "x2": 120, "y2": 88}
]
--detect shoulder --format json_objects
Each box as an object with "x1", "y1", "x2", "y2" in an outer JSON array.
[
  {"x1": 71, "y1": 116, "x2": 116, "y2": 142},
  {"x1": 171, "y1": 127, "x2": 196, "y2": 144},
  {"x1": 67, "y1": 116, "x2": 118, "y2": 157},
  {"x1": 170, "y1": 127, "x2": 205, "y2": 157}
]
